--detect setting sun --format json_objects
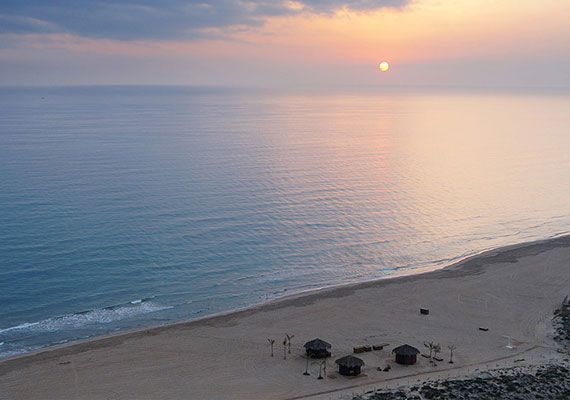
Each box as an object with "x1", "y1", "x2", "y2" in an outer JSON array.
[{"x1": 379, "y1": 61, "x2": 390, "y2": 72}]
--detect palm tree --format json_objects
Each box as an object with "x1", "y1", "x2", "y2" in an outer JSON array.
[
  {"x1": 448, "y1": 345, "x2": 456, "y2": 364},
  {"x1": 283, "y1": 337, "x2": 288, "y2": 360},
  {"x1": 424, "y1": 341, "x2": 435, "y2": 362},
  {"x1": 433, "y1": 343, "x2": 441, "y2": 363},
  {"x1": 267, "y1": 339, "x2": 275, "y2": 357},
  {"x1": 286, "y1": 334, "x2": 295, "y2": 354}
]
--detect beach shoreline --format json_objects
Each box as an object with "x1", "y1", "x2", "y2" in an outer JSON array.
[
  {"x1": 2, "y1": 234, "x2": 570, "y2": 399},
  {"x1": 3, "y1": 233, "x2": 569, "y2": 362}
]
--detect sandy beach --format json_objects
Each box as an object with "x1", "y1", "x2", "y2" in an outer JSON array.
[{"x1": 1, "y1": 235, "x2": 570, "y2": 399}]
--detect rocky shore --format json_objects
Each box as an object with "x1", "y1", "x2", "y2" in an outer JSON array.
[
  {"x1": 553, "y1": 304, "x2": 570, "y2": 346},
  {"x1": 353, "y1": 363, "x2": 570, "y2": 400}
]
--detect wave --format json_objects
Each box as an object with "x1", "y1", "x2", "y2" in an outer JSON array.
[
  {"x1": 0, "y1": 299, "x2": 172, "y2": 336},
  {"x1": 0, "y1": 322, "x2": 40, "y2": 334}
]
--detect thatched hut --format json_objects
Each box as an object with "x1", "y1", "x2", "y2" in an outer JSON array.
[
  {"x1": 335, "y1": 355, "x2": 364, "y2": 376},
  {"x1": 392, "y1": 344, "x2": 420, "y2": 365},
  {"x1": 304, "y1": 338, "x2": 332, "y2": 358}
]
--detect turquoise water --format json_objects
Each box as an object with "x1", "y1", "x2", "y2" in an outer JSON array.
[{"x1": 1, "y1": 86, "x2": 570, "y2": 358}]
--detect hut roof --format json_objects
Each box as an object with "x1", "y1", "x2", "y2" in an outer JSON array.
[
  {"x1": 335, "y1": 355, "x2": 365, "y2": 368},
  {"x1": 304, "y1": 338, "x2": 332, "y2": 351},
  {"x1": 392, "y1": 344, "x2": 420, "y2": 356}
]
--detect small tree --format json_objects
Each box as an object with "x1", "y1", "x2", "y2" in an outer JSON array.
[
  {"x1": 448, "y1": 345, "x2": 456, "y2": 364},
  {"x1": 268, "y1": 339, "x2": 275, "y2": 357},
  {"x1": 424, "y1": 341, "x2": 435, "y2": 362},
  {"x1": 433, "y1": 343, "x2": 441, "y2": 362},
  {"x1": 283, "y1": 337, "x2": 288, "y2": 360},
  {"x1": 286, "y1": 334, "x2": 295, "y2": 354}
]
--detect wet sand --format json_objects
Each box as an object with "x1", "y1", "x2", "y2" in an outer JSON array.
[{"x1": 1, "y1": 235, "x2": 570, "y2": 399}]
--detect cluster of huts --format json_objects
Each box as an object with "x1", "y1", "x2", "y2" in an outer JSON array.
[{"x1": 303, "y1": 338, "x2": 420, "y2": 377}]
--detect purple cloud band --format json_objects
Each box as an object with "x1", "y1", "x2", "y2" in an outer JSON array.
[{"x1": 0, "y1": 0, "x2": 410, "y2": 40}]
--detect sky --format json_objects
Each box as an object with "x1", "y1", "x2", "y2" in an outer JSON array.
[{"x1": 0, "y1": 0, "x2": 569, "y2": 87}]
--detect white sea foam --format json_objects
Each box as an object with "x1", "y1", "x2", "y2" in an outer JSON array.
[
  {"x1": 0, "y1": 301, "x2": 172, "y2": 336},
  {"x1": 0, "y1": 348, "x2": 30, "y2": 359},
  {"x1": 0, "y1": 322, "x2": 40, "y2": 334}
]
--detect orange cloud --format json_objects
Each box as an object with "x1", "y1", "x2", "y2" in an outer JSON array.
[{"x1": 3, "y1": 0, "x2": 569, "y2": 68}]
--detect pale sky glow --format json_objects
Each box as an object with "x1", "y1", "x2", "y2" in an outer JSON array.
[{"x1": 0, "y1": 0, "x2": 569, "y2": 87}]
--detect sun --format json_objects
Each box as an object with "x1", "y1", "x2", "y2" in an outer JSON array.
[{"x1": 379, "y1": 61, "x2": 390, "y2": 72}]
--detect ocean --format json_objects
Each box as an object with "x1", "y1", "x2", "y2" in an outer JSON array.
[{"x1": 1, "y1": 86, "x2": 569, "y2": 359}]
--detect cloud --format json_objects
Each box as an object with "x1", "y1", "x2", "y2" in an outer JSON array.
[{"x1": 0, "y1": 0, "x2": 410, "y2": 40}]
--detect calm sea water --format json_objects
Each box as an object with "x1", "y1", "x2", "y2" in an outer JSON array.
[{"x1": 1, "y1": 86, "x2": 570, "y2": 358}]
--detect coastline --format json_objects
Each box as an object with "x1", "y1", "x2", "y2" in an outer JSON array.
[
  {"x1": 2, "y1": 234, "x2": 570, "y2": 399},
  {"x1": 3, "y1": 233, "x2": 569, "y2": 362}
]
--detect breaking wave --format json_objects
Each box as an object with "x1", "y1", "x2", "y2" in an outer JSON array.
[{"x1": 0, "y1": 298, "x2": 172, "y2": 336}]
